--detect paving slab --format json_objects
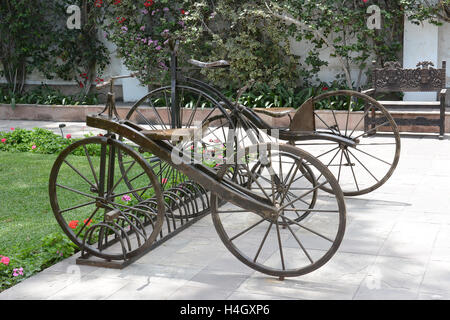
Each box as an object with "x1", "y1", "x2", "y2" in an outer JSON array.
[
  {"x1": 0, "y1": 120, "x2": 105, "y2": 138},
  {"x1": 0, "y1": 127, "x2": 450, "y2": 300}
]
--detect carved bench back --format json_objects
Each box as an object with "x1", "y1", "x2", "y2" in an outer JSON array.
[{"x1": 373, "y1": 61, "x2": 446, "y2": 93}]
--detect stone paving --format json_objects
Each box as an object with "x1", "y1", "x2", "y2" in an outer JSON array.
[
  {"x1": 0, "y1": 120, "x2": 449, "y2": 300},
  {"x1": 0, "y1": 120, "x2": 106, "y2": 138}
]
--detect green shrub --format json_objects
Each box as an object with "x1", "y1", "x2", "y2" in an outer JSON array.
[
  {"x1": 0, "y1": 232, "x2": 77, "y2": 291},
  {"x1": 0, "y1": 128, "x2": 101, "y2": 155},
  {"x1": 0, "y1": 85, "x2": 100, "y2": 106}
]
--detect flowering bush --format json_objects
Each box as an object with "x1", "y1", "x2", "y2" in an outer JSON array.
[
  {"x1": 100, "y1": 0, "x2": 299, "y2": 90},
  {"x1": 0, "y1": 128, "x2": 102, "y2": 155},
  {"x1": 102, "y1": 0, "x2": 189, "y2": 84},
  {"x1": 0, "y1": 233, "x2": 76, "y2": 291}
]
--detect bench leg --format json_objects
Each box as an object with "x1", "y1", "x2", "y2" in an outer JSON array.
[{"x1": 439, "y1": 97, "x2": 445, "y2": 140}]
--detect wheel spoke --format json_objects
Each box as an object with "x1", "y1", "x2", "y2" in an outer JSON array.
[
  {"x1": 111, "y1": 160, "x2": 137, "y2": 194},
  {"x1": 353, "y1": 120, "x2": 390, "y2": 140},
  {"x1": 280, "y1": 215, "x2": 314, "y2": 264},
  {"x1": 279, "y1": 181, "x2": 328, "y2": 211},
  {"x1": 75, "y1": 207, "x2": 100, "y2": 238},
  {"x1": 275, "y1": 220, "x2": 286, "y2": 270},
  {"x1": 63, "y1": 160, "x2": 97, "y2": 189},
  {"x1": 59, "y1": 200, "x2": 97, "y2": 214},
  {"x1": 346, "y1": 148, "x2": 380, "y2": 183},
  {"x1": 83, "y1": 145, "x2": 99, "y2": 187},
  {"x1": 344, "y1": 149, "x2": 360, "y2": 191},
  {"x1": 56, "y1": 183, "x2": 97, "y2": 200},
  {"x1": 352, "y1": 146, "x2": 392, "y2": 166},
  {"x1": 280, "y1": 214, "x2": 334, "y2": 243},
  {"x1": 253, "y1": 221, "x2": 273, "y2": 263},
  {"x1": 229, "y1": 218, "x2": 265, "y2": 242}
]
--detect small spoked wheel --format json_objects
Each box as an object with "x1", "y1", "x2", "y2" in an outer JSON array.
[
  {"x1": 211, "y1": 143, "x2": 346, "y2": 278},
  {"x1": 292, "y1": 90, "x2": 401, "y2": 196},
  {"x1": 49, "y1": 136, "x2": 165, "y2": 260}
]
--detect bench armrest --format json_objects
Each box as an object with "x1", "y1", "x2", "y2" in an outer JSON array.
[
  {"x1": 440, "y1": 88, "x2": 447, "y2": 97},
  {"x1": 361, "y1": 88, "x2": 375, "y2": 96}
]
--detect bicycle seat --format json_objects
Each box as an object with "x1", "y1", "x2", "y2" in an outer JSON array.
[
  {"x1": 253, "y1": 108, "x2": 294, "y2": 118},
  {"x1": 187, "y1": 59, "x2": 230, "y2": 69}
]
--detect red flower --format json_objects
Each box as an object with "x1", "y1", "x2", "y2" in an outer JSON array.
[
  {"x1": 180, "y1": 9, "x2": 185, "y2": 14},
  {"x1": 68, "y1": 220, "x2": 79, "y2": 229},
  {"x1": 144, "y1": 0, "x2": 154, "y2": 7},
  {"x1": 79, "y1": 82, "x2": 84, "y2": 88},
  {"x1": 84, "y1": 219, "x2": 92, "y2": 226},
  {"x1": 66, "y1": 134, "x2": 72, "y2": 139},
  {"x1": 1, "y1": 138, "x2": 6, "y2": 143},
  {"x1": 116, "y1": 17, "x2": 126, "y2": 23},
  {"x1": 113, "y1": 0, "x2": 121, "y2": 4},
  {"x1": 322, "y1": 87, "x2": 329, "y2": 91}
]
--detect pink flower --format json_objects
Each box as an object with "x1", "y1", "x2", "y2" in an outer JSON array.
[
  {"x1": 163, "y1": 7, "x2": 169, "y2": 12},
  {"x1": 66, "y1": 134, "x2": 72, "y2": 139},
  {"x1": 122, "y1": 195, "x2": 131, "y2": 202},
  {"x1": 13, "y1": 268, "x2": 23, "y2": 276},
  {"x1": 10, "y1": 127, "x2": 14, "y2": 131},
  {"x1": 1, "y1": 138, "x2": 6, "y2": 143},
  {"x1": 1, "y1": 256, "x2": 10, "y2": 265},
  {"x1": 161, "y1": 178, "x2": 168, "y2": 184},
  {"x1": 155, "y1": 46, "x2": 162, "y2": 51},
  {"x1": 31, "y1": 145, "x2": 36, "y2": 150},
  {"x1": 140, "y1": 26, "x2": 145, "y2": 31}
]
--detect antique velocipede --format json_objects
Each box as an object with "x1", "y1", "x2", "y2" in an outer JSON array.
[{"x1": 48, "y1": 41, "x2": 400, "y2": 279}]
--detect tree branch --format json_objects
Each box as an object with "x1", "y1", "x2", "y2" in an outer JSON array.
[{"x1": 265, "y1": 2, "x2": 353, "y2": 89}]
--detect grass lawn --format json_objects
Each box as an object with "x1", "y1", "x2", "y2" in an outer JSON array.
[{"x1": 0, "y1": 152, "x2": 68, "y2": 255}]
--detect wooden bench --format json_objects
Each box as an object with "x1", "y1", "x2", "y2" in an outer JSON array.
[{"x1": 364, "y1": 61, "x2": 447, "y2": 139}]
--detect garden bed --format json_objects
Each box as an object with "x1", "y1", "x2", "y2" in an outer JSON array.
[{"x1": 1, "y1": 103, "x2": 450, "y2": 133}]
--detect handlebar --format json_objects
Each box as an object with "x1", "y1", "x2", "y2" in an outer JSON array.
[{"x1": 96, "y1": 72, "x2": 140, "y2": 90}]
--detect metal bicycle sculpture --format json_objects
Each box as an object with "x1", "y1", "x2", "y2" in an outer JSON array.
[{"x1": 48, "y1": 41, "x2": 399, "y2": 279}]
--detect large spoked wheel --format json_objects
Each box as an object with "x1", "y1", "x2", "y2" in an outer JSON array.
[
  {"x1": 292, "y1": 90, "x2": 400, "y2": 196},
  {"x1": 49, "y1": 136, "x2": 165, "y2": 260},
  {"x1": 211, "y1": 143, "x2": 346, "y2": 278},
  {"x1": 121, "y1": 85, "x2": 242, "y2": 187}
]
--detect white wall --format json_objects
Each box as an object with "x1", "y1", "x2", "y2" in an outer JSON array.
[
  {"x1": 438, "y1": 22, "x2": 450, "y2": 87},
  {"x1": 403, "y1": 18, "x2": 440, "y2": 101},
  {"x1": 289, "y1": 36, "x2": 368, "y2": 88}
]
